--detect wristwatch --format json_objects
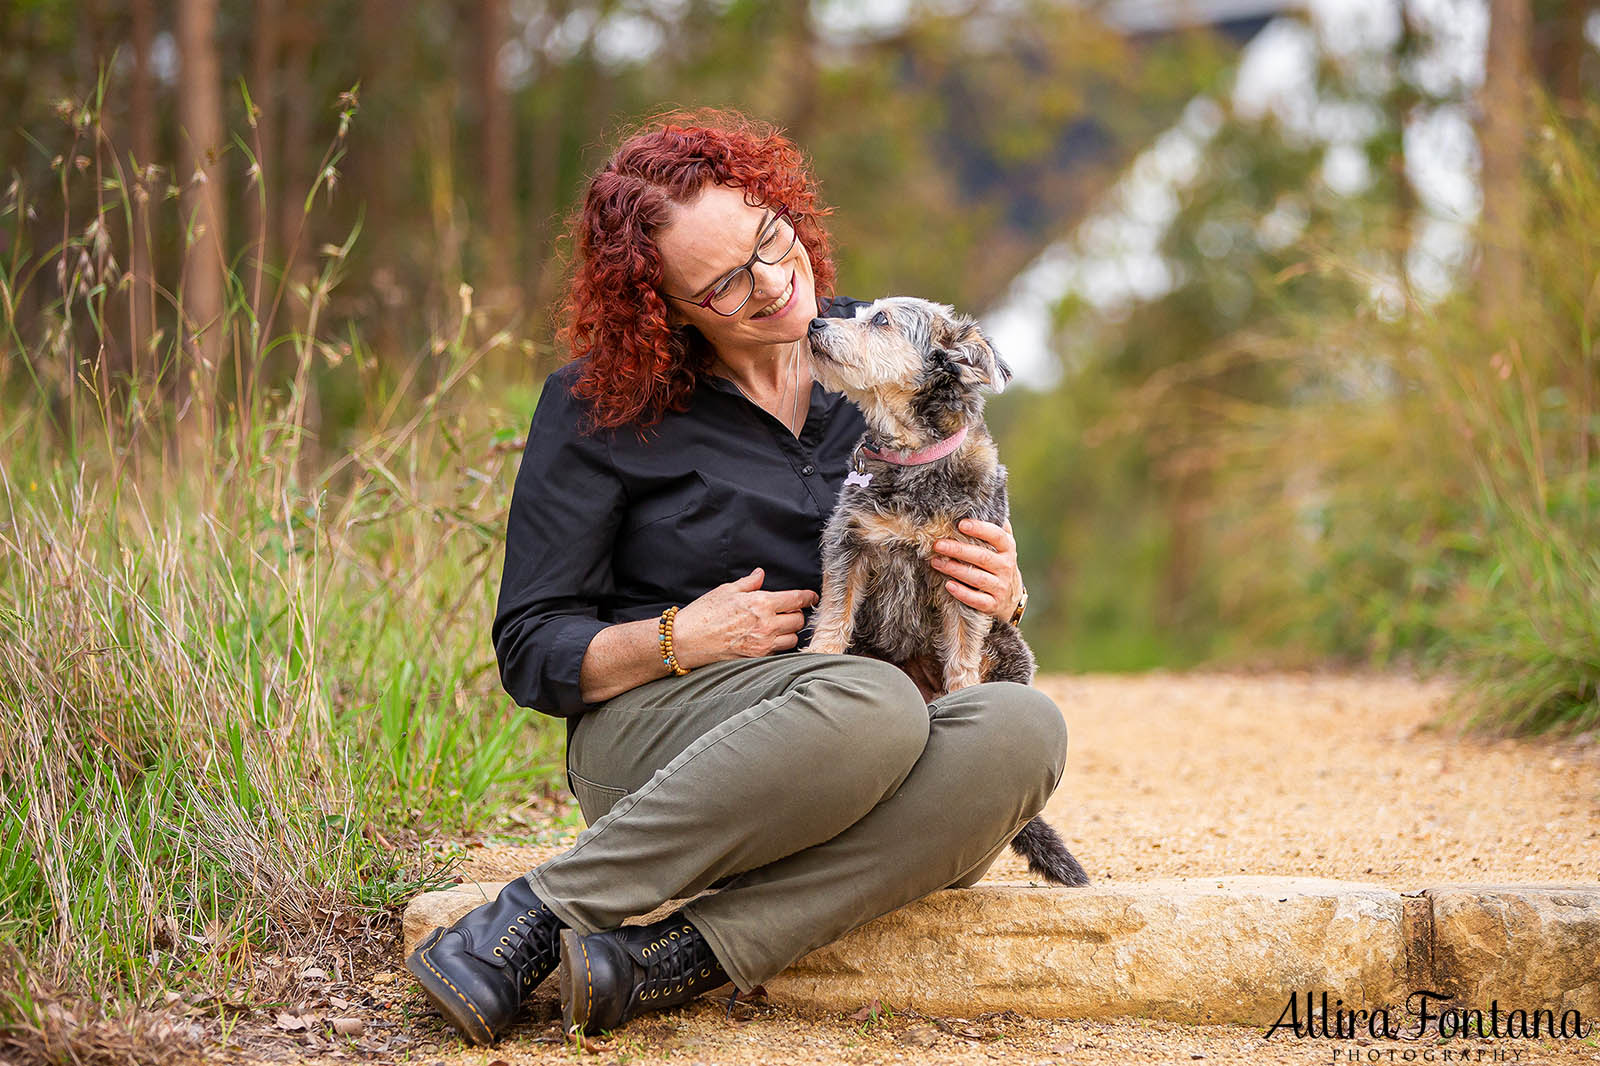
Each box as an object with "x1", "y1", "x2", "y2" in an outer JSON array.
[{"x1": 1008, "y1": 584, "x2": 1028, "y2": 627}]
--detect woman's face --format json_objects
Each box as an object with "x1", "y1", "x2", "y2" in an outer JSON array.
[{"x1": 655, "y1": 183, "x2": 819, "y2": 353}]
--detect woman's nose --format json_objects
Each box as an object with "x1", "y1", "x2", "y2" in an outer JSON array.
[{"x1": 750, "y1": 257, "x2": 790, "y2": 298}]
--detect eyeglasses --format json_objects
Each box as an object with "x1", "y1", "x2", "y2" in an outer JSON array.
[{"x1": 662, "y1": 205, "x2": 799, "y2": 318}]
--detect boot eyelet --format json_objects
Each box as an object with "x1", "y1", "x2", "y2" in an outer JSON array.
[
  {"x1": 702, "y1": 968, "x2": 710, "y2": 977},
  {"x1": 493, "y1": 947, "x2": 503, "y2": 957},
  {"x1": 670, "y1": 931, "x2": 679, "y2": 939},
  {"x1": 501, "y1": 935, "x2": 511, "y2": 945}
]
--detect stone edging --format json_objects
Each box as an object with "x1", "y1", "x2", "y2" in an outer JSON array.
[{"x1": 401, "y1": 877, "x2": 1600, "y2": 1026}]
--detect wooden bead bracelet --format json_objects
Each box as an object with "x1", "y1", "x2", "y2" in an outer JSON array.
[{"x1": 658, "y1": 605, "x2": 691, "y2": 676}]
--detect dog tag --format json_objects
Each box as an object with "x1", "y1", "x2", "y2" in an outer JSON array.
[{"x1": 844, "y1": 470, "x2": 873, "y2": 488}]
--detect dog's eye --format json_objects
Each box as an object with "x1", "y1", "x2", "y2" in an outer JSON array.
[{"x1": 871, "y1": 311, "x2": 889, "y2": 328}]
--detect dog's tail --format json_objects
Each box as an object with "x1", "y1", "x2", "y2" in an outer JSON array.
[{"x1": 1009, "y1": 817, "x2": 1091, "y2": 887}]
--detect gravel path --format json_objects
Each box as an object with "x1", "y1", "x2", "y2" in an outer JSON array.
[
  {"x1": 465, "y1": 669, "x2": 1600, "y2": 889},
  {"x1": 291, "y1": 671, "x2": 1600, "y2": 1066}
]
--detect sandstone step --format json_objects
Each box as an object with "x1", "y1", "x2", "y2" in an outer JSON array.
[{"x1": 400, "y1": 877, "x2": 1600, "y2": 1026}]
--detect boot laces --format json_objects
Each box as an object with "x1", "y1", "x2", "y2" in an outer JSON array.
[
  {"x1": 498, "y1": 906, "x2": 560, "y2": 992},
  {"x1": 639, "y1": 922, "x2": 721, "y2": 1000}
]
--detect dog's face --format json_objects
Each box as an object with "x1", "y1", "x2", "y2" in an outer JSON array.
[{"x1": 806, "y1": 296, "x2": 1013, "y2": 440}]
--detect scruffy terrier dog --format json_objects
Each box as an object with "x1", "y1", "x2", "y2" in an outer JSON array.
[{"x1": 801, "y1": 296, "x2": 1089, "y2": 888}]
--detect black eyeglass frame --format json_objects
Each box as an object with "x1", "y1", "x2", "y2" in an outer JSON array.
[{"x1": 661, "y1": 205, "x2": 799, "y2": 318}]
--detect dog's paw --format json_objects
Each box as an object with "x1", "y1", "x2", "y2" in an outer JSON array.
[
  {"x1": 803, "y1": 638, "x2": 847, "y2": 656},
  {"x1": 942, "y1": 667, "x2": 983, "y2": 692}
]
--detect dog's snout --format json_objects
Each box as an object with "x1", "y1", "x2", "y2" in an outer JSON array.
[{"x1": 807, "y1": 317, "x2": 828, "y2": 335}]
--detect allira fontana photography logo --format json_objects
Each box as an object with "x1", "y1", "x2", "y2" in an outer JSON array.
[{"x1": 1265, "y1": 989, "x2": 1593, "y2": 1043}]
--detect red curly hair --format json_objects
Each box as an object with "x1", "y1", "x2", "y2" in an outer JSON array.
[{"x1": 554, "y1": 107, "x2": 838, "y2": 436}]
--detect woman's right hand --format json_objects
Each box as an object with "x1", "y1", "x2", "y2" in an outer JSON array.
[{"x1": 671, "y1": 567, "x2": 818, "y2": 667}]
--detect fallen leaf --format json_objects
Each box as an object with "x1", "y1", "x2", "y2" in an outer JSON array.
[
  {"x1": 899, "y1": 1024, "x2": 939, "y2": 1047},
  {"x1": 301, "y1": 967, "x2": 330, "y2": 981},
  {"x1": 328, "y1": 1017, "x2": 365, "y2": 1037},
  {"x1": 933, "y1": 1018, "x2": 986, "y2": 1039},
  {"x1": 370, "y1": 972, "x2": 397, "y2": 985},
  {"x1": 276, "y1": 1012, "x2": 307, "y2": 1032},
  {"x1": 848, "y1": 998, "x2": 881, "y2": 1022}
]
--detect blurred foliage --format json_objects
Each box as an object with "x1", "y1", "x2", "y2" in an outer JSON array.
[
  {"x1": 998, "y1": 4, "x2": 1598, "y2": 730},
  {"x1": 1, "y1": 0, "x2": 1231, "y2": 411},
  {"x1": 5, "y1": 1, "x2": 1598, "y2": 713}
]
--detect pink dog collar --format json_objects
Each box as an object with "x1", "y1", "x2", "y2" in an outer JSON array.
[{"x1": 858, "y1": 424, "x2": 969, "y2": 467}]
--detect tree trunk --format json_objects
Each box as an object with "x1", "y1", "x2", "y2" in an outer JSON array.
[
  {"x1": 277, "y1": 0, "x2": 315, "y2": 332},
  {"x1": 129, "y1": 0, "x2": 157, "y2": 392},
  {"x1": 1532, "y1": 0, "x2": 1588, "y2": 114},
  {"x1": 177, "y1": 0, "x2": 228, "y2": 431},
  {"x1": 1477, "y1": 0, "x2": 1530, "y2": 330},
  {"x1": 249, "y1": 0, "x2": 281, "y2": 298},
  {"x1": 778, "y1": 0, "x2": 819, "y2": 144},
  {"x1": 1388, "y1": 0, "x2": 1419, "y2": 308},
  {"x1": 477, "y1": 0, "x2": 517, "y2": 314},
  {"x1": 523, "y1": 0, "x2": 574, "y2": 358}
]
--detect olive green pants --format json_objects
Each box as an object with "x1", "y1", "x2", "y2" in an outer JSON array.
[{"x1": 523, "y1": 651, "x2": 1069, "y2": 995}]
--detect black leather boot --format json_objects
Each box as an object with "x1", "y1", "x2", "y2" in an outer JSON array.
[
  {"x1": 557, "y1": 910, "x2": 733, "y2": 1038},
  {"x1": 405, "y1": 878, "x2": 566, "y2": 1045}
]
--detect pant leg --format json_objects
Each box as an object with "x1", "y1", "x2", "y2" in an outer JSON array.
[
  {"x1": 525, "y1": 653, "x2": 931, "y2": 943},
  {"x1": 681, "y1": 678, "x2": 1068, "y2": 992}
]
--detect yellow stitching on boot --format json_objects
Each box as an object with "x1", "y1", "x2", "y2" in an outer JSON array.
[
  {"x1": 580, "y1": 939, "x2": 593, "y2": 1026},
  {"x1": 419, "y1": 940, "x2": 495, "y2": 1040}
]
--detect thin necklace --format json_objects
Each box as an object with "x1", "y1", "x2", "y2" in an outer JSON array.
[{"x1": 722, "y1": 344, "x2": 804, "y2": 436}]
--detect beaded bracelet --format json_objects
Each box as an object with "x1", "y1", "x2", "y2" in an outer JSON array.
[{"x1": 658, "y1": 605, "x2": 691, "y2": 676}]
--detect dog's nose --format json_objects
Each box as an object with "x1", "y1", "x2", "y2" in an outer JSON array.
[{"x1": 807, "y1": 318, "x2": 828, "y2": 335}]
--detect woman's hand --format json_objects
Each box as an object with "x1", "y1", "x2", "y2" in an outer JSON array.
[
  {"x1": 930, "y1": 518, "x2": 1024, "y2": 625},
  {"x1": 672, "y1": 566, "x2": 818, "y2": 667}
]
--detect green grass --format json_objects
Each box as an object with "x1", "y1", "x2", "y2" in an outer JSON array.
[
  {"x1": 0, "y1": 80, "x2": 566, "y2": 1060},
  {"x1": 3, "y1": 64, "x2": 1597, "y2": 1066},
  {"x1": 1110, "y1": 96, "x2": 1600, "y2": 734}
]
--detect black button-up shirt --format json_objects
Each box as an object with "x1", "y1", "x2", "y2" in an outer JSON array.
[{"x1": 492, "y1": 294, "x2": 873, "y2": 741}]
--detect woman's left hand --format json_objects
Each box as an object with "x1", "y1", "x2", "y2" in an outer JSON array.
[{"x1": 930, "y1": 518, "x2": 1023, "y2": 624}]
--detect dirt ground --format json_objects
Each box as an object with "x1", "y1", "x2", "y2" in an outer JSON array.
[{"x1": 235, "y1": 671, "x2": 1600, "y2": 1066}]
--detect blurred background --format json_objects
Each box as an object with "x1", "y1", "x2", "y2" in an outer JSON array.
[{"x1": 2, "y1": 0, "x2": 1597, "y2": 1044}]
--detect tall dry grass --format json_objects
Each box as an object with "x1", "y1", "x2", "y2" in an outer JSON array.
[
  {"x1": 0, "y1": 80, "x2": 564, "y2": 1060},
  {"x1": 1116, "y1": 98, "x2": 1600, "y2": 733}
]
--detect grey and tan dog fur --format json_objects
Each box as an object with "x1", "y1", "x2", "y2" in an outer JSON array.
[{"x1": 801, "y1": 296, "x2": 1089, "y2": 887}]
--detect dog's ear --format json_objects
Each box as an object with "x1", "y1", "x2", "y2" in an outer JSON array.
[{"x1": 941, "y1": 319, "x2": 1013, "y2": 394}]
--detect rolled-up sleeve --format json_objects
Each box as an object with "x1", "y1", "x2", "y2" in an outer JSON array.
[{"x1": 492, "y1": 368, "x2": 626, "y2": 719}]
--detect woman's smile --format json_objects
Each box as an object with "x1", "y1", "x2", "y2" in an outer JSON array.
[{"x1": 748, "y1": 270, "x2": 797, "y2": 320}]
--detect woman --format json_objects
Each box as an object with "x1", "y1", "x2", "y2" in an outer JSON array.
[{"x1": 405, "y1": 107, "x2": 1069, "y2": 1046}]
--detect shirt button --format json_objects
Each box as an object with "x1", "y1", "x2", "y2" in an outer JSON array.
[{"x1": 801, "y1": 463, "x2": 816, "y2": 476}]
